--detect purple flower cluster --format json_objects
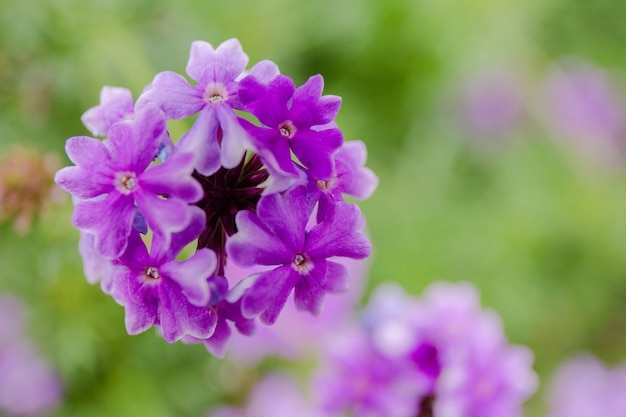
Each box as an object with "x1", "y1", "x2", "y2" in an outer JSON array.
[
  {"x1": 313, "y1": 282, "x2": 538, "y2": 417},
  {"x1": 55, "y1": 39, "x2": 376, "y2": 355},
  {"x1": 545, "y1": 354, "x2": 626, "y2": 417},
  {"x1": 0, "y1": 295, "x2": 63, "y2": 417}
]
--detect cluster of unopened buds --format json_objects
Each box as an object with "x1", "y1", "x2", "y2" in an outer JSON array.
[{"x1": 55, "y1": 39, "x2": 377, "y2": 355}]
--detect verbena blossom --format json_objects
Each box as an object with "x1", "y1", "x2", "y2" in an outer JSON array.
[
  {"x1": 140, "y1": 39, "x2": 273, "y2": 175},
  {"x1": 81, "y1": 86, "x2": 135, "y2": 137},
  {"x1": 55, "y1": 107, "x2": 202, "y2": 259},
  {"x1": 238, "y1": 74, "x2": 343, "y2": 179},
  {"x1": 312, "y1": 282, "x2": 538, "y2": 417},
  {"x1": 54, "y1": 38, "x2": 376, "y2": 355},
  {"x1": 109, "y1": 208, "x2": 218, "y2": 343},
  {"x1": 545, "y1": 354, "x2": 626, "y2": 417},
  {"x1": 0, "y1": 295, "x2": 63, "y2": 417},
  {"x1": 225, "y1": 257, "x2": 369, "y2": 363},
  {"x1": 226, "y1": 185, "x2": 371, "y2": 324}
]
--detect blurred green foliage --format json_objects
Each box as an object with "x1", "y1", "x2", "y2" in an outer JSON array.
[{"x1": 2, "y1": 0, "x2": 626, "y2": 416}]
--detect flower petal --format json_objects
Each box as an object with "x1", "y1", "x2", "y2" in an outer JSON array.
[
  {"x1": 150, "y1": 206, "x2": 206, "y2": 262},
  {"x1": 239, "y1": 74, "x2": 294, "y2": 127},
  {"x1": 78, "y1": 232, "x2": 107, "y2": 285},
  {"x1": 215, "y1": 38, "x2": 249, "y2": 82},
  {"x1": 245, "y1": 59, "x2": 280, "y2": 84},
  {"x1": 72, "y1": 192, "x2": 135, "y2": 259},
  {"x1": 293, "y1": 260, "x2": 348, "y2": 316},
  {"x1": 291, "y1": 128, "x2": 343, "y2": 179},
  {"x1": 55, "y1": 166, "x2": 113, "y2": 199},
  {"x1": 292, "y1": 75, "x2": 342, "y2": 126},
  {"x1": 160, "y1": 248, "x2": 217, "y2": 307},
  {"x1": 216, "y1": 104, "x2": 252, "y2": 169},
  {"x1": 176, "y1": 108, "x2": 222, "y2": 176},
  {"x1": 305, "y1": 202, "x2": 371, "y2": 260},
  {"x1": 336, "y1": 141, "x2": 378, "y2": 200},
  {"x1": 64, "y1": 136, "x2": 113, "y2": 169},
  {"x1": 121, "y1": 270, "x2": 159, "y2": 335},
  {"x1": 107, "y1": 107, "x2": 166, "y2": 172},
  {"x1": 145, "y1": 71, "x2": 205, "y2": 119},
  {"x1": 256, "y1": 185, "x2": 314, "y2": 252},
  {"x1": 227, "y1": 210, "x2": 293, "y2": 267},
  {"x1": 139, "y1": 152, "x2": 203, "y2": 203},
  {"x1": 81, "y1": 86, "x2": 134, "y2": 137},
  {"x1": 185, "y1": 40, "x2": 216, "y2": 83},
  {"x1": 242, "y1": 265, "x2": 299, "y2": 325},
  {"x1": 134, "y1": 189, "x2": 194, "y2": 243},
  {"x1": 201, "y1": 316, "x2": 231, "y2": 358},
  {"x1": 241, "y1": 119, "x2": 298, "y2": 177},
  {"x1": 158, "y1": 286, "x2": 217, "y2": 342}
]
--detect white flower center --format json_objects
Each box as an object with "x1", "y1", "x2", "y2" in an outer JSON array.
[
  {"x1": 292, "y1": 253, "x2": 314, "y2": 275},
  {"x1": 204, "y1": 83, "x2": 227, "y2": 105},
  {"x1": 114, "y1": 172, "x2": 138, "y2": 195},
  {"x1": 144, "y1": 266, "x2": 161, "y2": 281},
  {"x1": 278, "y1": 121, "x2": 296, "y2": 138}
]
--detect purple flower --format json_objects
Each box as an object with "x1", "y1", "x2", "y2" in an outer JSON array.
[
  {"x1": 55, "y1": 107, "x2": 203, "y2": 259},
  {"x1": 81, "y1": 85, "x2": 174, "y2": 159},
  {"x1": 238, "y1": 74, "x2": 343, "y2": 179},
  {"x1": 313, "y1": 327, "x2": 425, "y2": 417},
  {"x1": 225, "y1": 257, "x2": 369, "y2": 363},
  {"x1": 323, "y1": 282, "x2": 539, "y2": 417},
  {"x1": 81, "y1": 86, "x2": 136, "y2": 137},
  {"x1": 226, "y1": 185, "x2": 371, "y2": 324},
  {"x1": 545, "y1": 354, "x2": 626, "y2": 417},
  {"x1": 307, "y1": 140, "x2": 378, "y2": 219},
  {"x1": 207, "y1": 374, "x2": 323, "y2": 417},
  {"x1": 455, "y1": 70, "x2": 524, "y2": 141},
  {"x1": 110, "y1": 207, "x2": 218, "y2": 342},
  {"x1": 182, "y1": 276, "x2": 255, "y2": 358},
  {"x1": 0, "y1": 343, "x2": 63, "y2": 417},
  {"x1": 143, "y1": 39, "x2": 270, "y2": 175},
  {"x1": 543, "y1": 60, "x2": 626, "y2": 166},
  {"x1": 56, "y1": 38, "x2": 377, "y2": 354},
  {"x1": 0, "y1": 295, "x2": 63, "y2": 417}
]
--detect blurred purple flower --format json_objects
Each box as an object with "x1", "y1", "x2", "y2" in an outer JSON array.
[
  {"x1": 455, "y1": 71, "x2": 524, "y2": 141},
  {"x1": 313, "y1": 327, "x2": 425, "y2": 417},
  {"x1": 314, "y1": 282, "x2": 538, "y2": 417},
  {"x1": 0, "y1": 343, "x2": 63, "y2": 417},
  {"x1": 0, "y1": 295, "x2": 62, "y2": 417},
  {"x1": 545, "y1": 354, "x2": 626, "y2": 417},
  {"x1": 207, "y1": 374, "x2": 323, "y2": 417},
  {"x1": 543, "y1": 60, "x2": 626, "y2": 165}
]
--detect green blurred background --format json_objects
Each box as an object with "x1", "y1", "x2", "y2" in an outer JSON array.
[{"x1": 2, "y1": 0, "x2": 626, "y2": 415}]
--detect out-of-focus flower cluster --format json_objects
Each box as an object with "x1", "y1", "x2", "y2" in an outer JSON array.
[
  {"x1": 0, "y1": 145, "x2": 63, "y2": 234},
  {"x1": 545, "y1": 354, "x2": 626, "y2": 417},
  {"x1": 207, "y1": 281, "x2": 538, "y2": 417},
  {"x1": 54, "y1": 39, "x2": 377, "y2": 356},
  {"x1": 0, "y1": 295, "x2": 63, "y2": 417},
  {"x1": 454, "y1": 60, "x2": 626, "y2": 168}
]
